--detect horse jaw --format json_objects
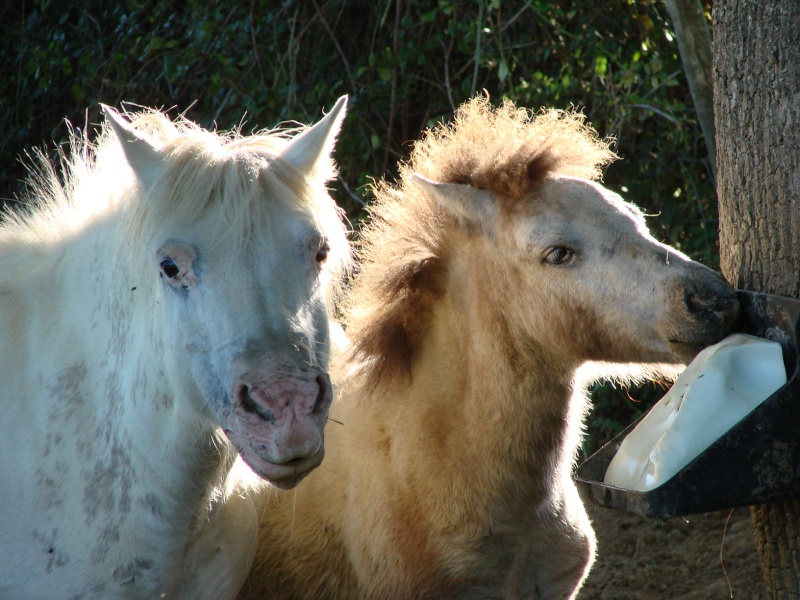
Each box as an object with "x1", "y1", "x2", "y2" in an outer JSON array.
[{"x1": 279, "y1": 95, "x2": 348, "y2": 182}]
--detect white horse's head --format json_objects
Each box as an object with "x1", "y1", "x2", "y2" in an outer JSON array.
[{"x1": 103, "y1": 98, "x2": 350, "y2": 488}]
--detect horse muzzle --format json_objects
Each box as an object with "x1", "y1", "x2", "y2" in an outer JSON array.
[
  {"x1": 224, "y1": 352, "x2": 333, "y2": 489},
  {"x1": 666, "y1": 269, "x2": 741, "y2": 362}
]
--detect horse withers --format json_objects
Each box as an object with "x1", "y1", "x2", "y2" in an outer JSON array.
[
  {"x1": 239, "y1": 96, "x2": 739, "y2": 599},
  {"x1": 0, "y1": 98, "x2": 349, "y2": 598}
]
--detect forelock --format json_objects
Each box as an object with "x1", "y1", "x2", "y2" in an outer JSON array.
[{"x1": 410, "y1": 94, "x2": 616, "y2": 202}]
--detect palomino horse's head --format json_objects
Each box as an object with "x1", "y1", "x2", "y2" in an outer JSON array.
[
  {"x1": 103, "y1": 98, "x2": 350, "y2": 489},
  {"x1": 412, "y1": 172, "x2": 739, "y2": 368}
]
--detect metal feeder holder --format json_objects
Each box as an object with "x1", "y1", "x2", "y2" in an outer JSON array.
[{"x1": 575, "y1": 290, "x2": 800, "y2": 520}]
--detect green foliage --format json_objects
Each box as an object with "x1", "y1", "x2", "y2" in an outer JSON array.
[{"x1": 1, "y1": 0, "x2": 716, "y2": 453}]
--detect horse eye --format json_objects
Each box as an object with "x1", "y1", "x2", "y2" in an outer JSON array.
[
  {"x1": 545, "y1": 247, "x2": 574, "y2": 266},
  {"x1": 160, "y1": 257, "x2": 180, "y2": 279},
  {"x1": 315, "y1": 245, "x2": 329, "y2": 265}
]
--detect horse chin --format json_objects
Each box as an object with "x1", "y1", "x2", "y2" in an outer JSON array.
[
  {"x1": 667, "y1": 340, "x2": 716, "y2": 364},
  {"x1": 222, "y1": 409, "x2": 327, "y2": 488},
  {"x1": 234, "y1": 442, "x2": 325, "y2": 490}
]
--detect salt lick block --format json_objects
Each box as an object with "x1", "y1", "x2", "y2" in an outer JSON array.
[{"x1": 603, "y1": 334, "x2": 787, "y2": 492}]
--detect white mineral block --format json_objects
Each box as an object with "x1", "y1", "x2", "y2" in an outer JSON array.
[{"x1": 603, "y1": 334, "x2": 787, "y2": 492}]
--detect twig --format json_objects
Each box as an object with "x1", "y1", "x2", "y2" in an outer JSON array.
[
  {"x1": 642, "y1": 70, "x2": 682, "y2": 99},
  {"x1": 720, "y1": 509, "x2": 735, "y2": 598},
  {"x1": 249, "y1": 0, "x2": 266, "y2": 90},
  {"x1": 470, "y1": 0, "x2": 485, "y2": 96},
  {"x1": 287, "y1": 9, "x2": 298, "y2": 108},
  {"x1": 337, "y1": 175, "x2": 366, "y2": 207},
  {"x1": 500, "y1": 0, "x2": 532, "y2": 34},
  {"x1": 680, "y1": 158, "x2": 713, "y2": 257},
  {"x1": 625, "y1": 103, "x2": 681, "y2": 126},
  {"x1": 441, "y1": 38, "x2": 456, "y2": 113},
  {"x1": 383, "y1": 0, "x2": 402, "y2": 173},
  {"x1": 310, "y1": 0, "x2": 357, "y2": 95}
]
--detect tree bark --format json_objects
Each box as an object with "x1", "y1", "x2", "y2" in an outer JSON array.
[
  {"x1": 664, "y1": 0, "x2": 716, "y2": 179},
  {"x1": 715, "y1": 2, "x2": 800, "y2": 597}
]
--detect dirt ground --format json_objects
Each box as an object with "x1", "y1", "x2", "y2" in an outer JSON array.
[{"x1": 579, "y1": 504, "x2": 766, "y2": 599}]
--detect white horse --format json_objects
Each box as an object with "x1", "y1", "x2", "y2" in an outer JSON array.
[
  {"x1": 239, "y1": 97, "x2": 740, "y2": 599},
  {"x1": 0, "y1": 97, "x2": 349, "y2": 598}
]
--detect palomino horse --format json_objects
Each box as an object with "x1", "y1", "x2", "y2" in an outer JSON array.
[
  {"x1": 239, "y1": 97, "x2": 740, "y2": 599},
  {"x1": 0, "y1": 97, "x2": 350, "y2": 598}
]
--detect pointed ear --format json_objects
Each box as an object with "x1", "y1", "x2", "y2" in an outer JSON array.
[
  {"x1": 279, "y1": 95, "x2": 347, "y2": 181},
  {"x1": 101, "y1": 104, "x2": 165, "y2": 187},
  {"x1": 410, "y1": 173, "x2": 496, "y2": 229}
]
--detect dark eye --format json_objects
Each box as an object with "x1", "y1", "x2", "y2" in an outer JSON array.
[
  {"x1": 160, "y1": 257, "x2": 180, "y2": 279},
  {"x1": 544, "y1": 247, "x2": 574, "y2": 266},
  {"x1": 315, "y1": 245, "x2": 329, "y2": 265}
]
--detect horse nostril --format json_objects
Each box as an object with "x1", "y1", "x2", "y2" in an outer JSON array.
[
  {"x1": 684, "y1": 283, "x2": 731, "y2": 313},
  {"x1": 685, "y1": 290, "x2": 712, "y2": 314},
  {"x1": 236, "y1": 383, "x2": 276, "y2": 424},
  {"x1": 313, "y1": 375, "x2": 328, "y2": 414},
  {"x1": 684, "y1": 288, "x2": 739, "y2": 319}
]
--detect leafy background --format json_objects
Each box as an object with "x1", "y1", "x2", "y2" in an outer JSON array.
[{"x1": 0, "y1": 0, "x2": 715, "y2": 454}]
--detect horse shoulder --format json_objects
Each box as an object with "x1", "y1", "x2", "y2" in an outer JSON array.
[{"x1": 178, "y1": 460, "x2": 259, "y2": 600}]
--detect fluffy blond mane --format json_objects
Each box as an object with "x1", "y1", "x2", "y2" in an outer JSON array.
[{"x1": 341, "y1": 95, "x2": 616, "y2": 387}]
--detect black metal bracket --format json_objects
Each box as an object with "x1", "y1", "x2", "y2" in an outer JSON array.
[{"x1": 574, "y1": 290, "x2": 800, "y2": 519}]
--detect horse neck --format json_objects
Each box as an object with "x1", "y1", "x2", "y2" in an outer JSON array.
[
  {"x1": 359, "y1": 248, "x2": 585, "y2": 511},
  {"x1": 436, "y1": 300, "x2": 573, "y2": 492}
]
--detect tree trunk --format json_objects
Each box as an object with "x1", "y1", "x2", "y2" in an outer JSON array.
[
  {"x1": 715, "y1": 2, "x2": 800, "y2": 597},
  {"x1": 663, "y1": 0, "x2": 716, "y2": 179}
]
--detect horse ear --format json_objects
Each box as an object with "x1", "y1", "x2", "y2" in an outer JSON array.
[
  {"x1": 101, "y1": 104, "x2": 165, "y2": 187},
  {"x1": 279, "y1": 95, "x2": 347, "y2": 181},
  {"x1": 410, "y1": 173, "x2": 496, "y2": 229}
]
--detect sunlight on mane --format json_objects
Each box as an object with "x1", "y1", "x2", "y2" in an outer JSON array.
[{"x1": 2, "y1": 107, "x2": 350, "y2": 309}]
